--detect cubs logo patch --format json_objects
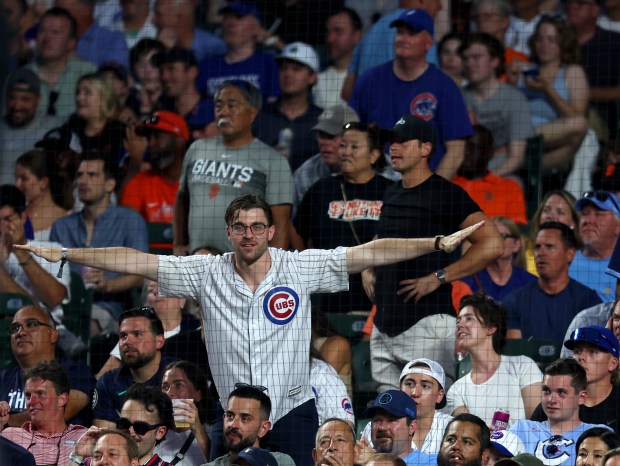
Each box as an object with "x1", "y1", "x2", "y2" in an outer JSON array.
[
  {"x1": 342, "y1": 397, "x2": 353, "y2": 415},
  {"x1": 410, "y1": 92, "x2": 437, "y2": 121},
  {"x1": 534, "y1": 435, "x2": 572, "y2": 466},
  {"x1": 263, "y1": 287, "x2": 299, "y2": 325}
]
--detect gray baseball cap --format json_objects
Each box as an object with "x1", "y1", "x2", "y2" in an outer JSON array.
[{"x1": 312, "y1": 104, "x2": 359, "y2": 136}]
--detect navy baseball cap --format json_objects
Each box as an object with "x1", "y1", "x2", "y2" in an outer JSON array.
[
  {"x1": 574, "y1": 191, "x2": 620, "y2": 218},
  {"x1": 220, "y1": 1, "x2": 262, "y2": 22},
  {"x1": 363, "y1": 390, "x2": 417, "y2": 419},
  {"x1": 389, "y1": 9, "x2": 434, "y2": 36},
  {"x1": 238, "y1": 447, "x2": 278, "y2": 466},
  {"x1": 389, "y1": 114, "x2": 437, "y2": 146},
  {"x1": 564, "y1": 325, "x2": 620, "y2": 358}
]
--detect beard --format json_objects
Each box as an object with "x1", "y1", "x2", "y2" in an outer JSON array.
[
  {"x1": 223, "y1": 427, "x2": 257, "y2": 453},
  {"x1": 373, "y1": 433, "x2": 394, "y2": 454},
  {"x1": 122, "y1": 350, "x2": 156, "y2": 369},
  {"x1": 437, "y1": 451, "x2": 481, "y2": 466}
]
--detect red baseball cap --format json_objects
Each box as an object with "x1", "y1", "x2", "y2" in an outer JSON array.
[{"x1": 137, "y1": 110, "x2": 189, "y2": 141}]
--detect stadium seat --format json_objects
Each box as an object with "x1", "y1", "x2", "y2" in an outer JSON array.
[
  {"x1": 351, "y1": 341, "x2": 376, "y2": 418},
  {"x1": 504, "y1": 338, "x2": 561, "y2": 369},
  {"x1": 0, "y1": 293, "x2": 33, "y2": 318},
  {"x1": 326, "y1": 312, "x2": 369, "y2": 345},
  {"x1": 522, "y1": 135, "x2": 544, "y2": 220},
  {"x1": 147, "y1": 222, "x2": 174, "y2": 255},
  {"x1": 62, "y1": 271, "x2": 93, "y2": 345},
  {"x1": 0, "y1": 320, "x2": 15, "y2": 369}
]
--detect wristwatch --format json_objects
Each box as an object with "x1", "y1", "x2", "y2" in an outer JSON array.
[{"x1": 435, "y1": 269, "x2": 447, "y2": 284}]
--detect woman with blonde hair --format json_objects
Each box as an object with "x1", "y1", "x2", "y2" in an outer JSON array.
[{"x1": 460, "y1": 216, "x2": 536, "y2": 301}]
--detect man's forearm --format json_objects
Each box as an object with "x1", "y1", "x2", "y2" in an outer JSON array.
[
  {"x1": 105, "y1": 274, "x2": 145, "y2": 293},
  {"x1": 16, "y1": 252, "x2": 67, "y2": 308},
  {"x1": 347, "y1": 237, "x2": 436, "y2": 274}
]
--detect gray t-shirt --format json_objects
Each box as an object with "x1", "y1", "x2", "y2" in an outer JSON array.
[
  {"x1": 463, "y1": 82, "x2": 533, "y2": 149},
  {"x1": 179, "y1": 136, "x2": 293, "y2": 252}
]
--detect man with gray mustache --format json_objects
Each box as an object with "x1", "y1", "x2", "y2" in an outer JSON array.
[{"x1": 173, "y1": 80, "x2": 293, "y2": 255}]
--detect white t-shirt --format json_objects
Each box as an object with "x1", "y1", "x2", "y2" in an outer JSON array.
[
  {"x1": 313, "y1": 67, "x2": 348, "y2": 109},
  {"x1": 446, "y1": 355, "x2": 542, "y2": 427}
]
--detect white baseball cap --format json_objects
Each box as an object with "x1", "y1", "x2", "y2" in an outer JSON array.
[
  {"x1": 276, "y1": 42, "x2": 319, "y2": 73},
  {"x1": 399, "y1": 358, "x2": 446, "y2": 388},
  {"x1": 490, "y1": 431, "x2": 525, "y2": 458}
]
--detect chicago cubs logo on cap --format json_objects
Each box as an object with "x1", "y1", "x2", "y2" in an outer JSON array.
[
  {"x1": 263, "y1": 286, "x2": 299, "y2": 325},
  {"x1": 342, "y1": 397, "x2": 353, "y2": 415},
  {"x1": 379, "y1": 392, "x2": 393, "y2": 404},
  {"x1": 410, "y1": 93, "x2": 437, "y2": 121}
]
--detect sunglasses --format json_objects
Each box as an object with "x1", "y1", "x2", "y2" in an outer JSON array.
[
  {"x1": 116, "y1": 417, "x2": 163, "y2": 435},
  {"x1": 8, "y1": 319, "x2": 54, "y2": 335},
  {"x1": 582, "y1": 191, "x2": 620, "y2": 214},
  {"x1": 234, "y1": 382, "x2": 268, "y2": 393}
]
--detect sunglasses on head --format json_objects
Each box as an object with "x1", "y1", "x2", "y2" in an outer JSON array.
[
  {"x1": 582, "y1": 191, "x2": 620, "y2": 213},
  {"x1": 115, "y1": 417, "x2": 163, "y2": 435}
]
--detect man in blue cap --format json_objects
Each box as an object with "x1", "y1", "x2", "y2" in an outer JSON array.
[
  {"x1": 348, "y1": 8, "x2": 473, "y2": 179},
  {"x1": 361, "y1": 390, "x2": 436, "y2": 466},
  {"x1": 570, "y1": 191, "x2": 620, "y2": 302},
  {"x1": 532, "y1": 325, "x2": 620, "y2": 431},
  {"x1": 232, "y1": 447, "x2": 279, "y2": 466}
]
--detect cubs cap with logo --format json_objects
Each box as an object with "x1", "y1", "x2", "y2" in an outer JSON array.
[
  {"x1": 389, "y1": 114, "x2": 437, "y2": 146},
  {"x1": 399, "y1": 358, "x2": 447, "y2": 408},
  {"x1": 574, "y1": 191, "x2": 620, "y2": 219},
  {"x1": 276, "y1": 42, "x2": 319, "y2": 74},
  {"x1": 564, "y1": 325, "x2": 620, "y2": 358},
  {"x1": 490, "y1": 431, "x2": 525, "y2": 458},
  {"x1": 312, "y1": 104, "x2": 359, "y2": 136},
  {"x1": 496, "y1": 453, "x2": 544, "y2": 466},
  {"x1": 363, "y1": 389, "x2": 417, "y2": 419},
  {"x1": 237, "y1": 447, "x2": 278, "y2": 466},
  {"x1": 136, "y1": 110, "x2": 190, "y2": 141},
  {"x1": 389, "y1": 9, "x2": 435, "y2": 36}
]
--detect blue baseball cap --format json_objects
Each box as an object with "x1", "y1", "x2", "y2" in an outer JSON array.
[
  {"x1": 238, "y1": 447, "x2": 278, "y2": 466},
  {"x1": 564, "y1": 325, "x2": 620, "y2": 358},
  {"x1": 219, "y1": 1, "x2": 262, "y2": 22},
  {"x1": 574, "y1": 191, "x2": 620, "y2": 218},
  {"x1": 389, "y1": 9, "x2": 434, "y2": 36},
  {"x1": 363, "y1": 390, "x2": 417, "y2": 419}
]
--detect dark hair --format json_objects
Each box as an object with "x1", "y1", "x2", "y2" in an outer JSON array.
[
  {"x1": 129, "y1": 38, "x2": 166, "y2": 79},
  {"x1": 544, "y1": 358, "x2": 587, "y2": 392},
  {"x1": 367, "y1": 454, "x2": 407, "y2": 466},
  {"x1": 225, "y1": 194, "x2": 273, "y2": 226},
  {"x1": 444, "y1": 413, "x2": 491, "y2": 452},
  {"x1": 228, "y1": 384, "x2": 272, "y2": 419},
  {"x1": 24, "y1": 360, "x2": 70, "y2": 396},
  {"x1": 215, "y1": 80, "x2": 262, "y2": 111},
  {"x1": 190, "y1": 244, "x2": 224, "y2": 256},
  {"x1": 330, "y1": 7, "x2": 363, "y2": 31},
  {"x1": 537, "y1": 221, "x2": 579, "y2": 250},
  {"x1": 163, "y1": 361, "x2": 211, "y2": 424},
  {"x1": 459, "y1": 292, "x2": 506, "y2": 353},
  {"x1": 458, "y1": 125, "x2": 494, "y2": 179},
  {"x1": 124, "y1": 384, "x2": 175, "y2": 430},
  {"x1": 576, "y1": 428, "x2": 620, "y2": 457},
  {"x1": 119, "y1": 306, "x2": 165, "y2": 337},
  {"x1": 530, "y1": 189, "x2": 580, "y2": 240},
  {"x1": 16, "y1": 150, "x2": 67, "y2": 208},
  {"x1": 459, "y1": 32, "x2": 505, "y2": 77},
  {"x1": 604, "y1": 448, "x2": 620, "y2": 466},
  {"x1": 342, "y1": 122, "x2": 387, "y2": 172},
  {"x1": 0, "y1": 184, "x2": 26, "y2": 213},
  {"x1": 529, "y1": 16, "x2": 580, "y2": 65},
  {"x1": 80, "y1": 150, "x2": 119, "y2": 182},
  {"x1": 316, "y1": 418, "x2": 357, "y2": 445},
  {"x1": 438, "y1": 32, "x2": 465, "y2": 56},
  {"x1": 94, "y1": 429, "x2": 140, "y2": 460},
  {"x1": 40, "y1": 7, "x2": 77, "y2": 39}
]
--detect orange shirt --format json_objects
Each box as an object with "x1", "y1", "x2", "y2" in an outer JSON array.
[
  {"x1": 120, "y1": 171, "x2": 179, "y2": 223},
  {"x1": 453, "y1": 172, "x2": 527, "y2": 224}
]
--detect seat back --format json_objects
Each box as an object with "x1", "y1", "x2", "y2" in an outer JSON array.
[
  {"x1": 0, "y1": 320, "x2": 15, "y2": 369},
  {"x1": 351, "y1": 341, "x2": 376, "y2": 418},
  {"x1": 503, "y1": 338, "x2": 561, "y2": 369},
  {"x1": 0, "y1": 293, "x2": 33, "y2": 318},
  {"x1": 522, "y1": 135, "x2": 544, "y2": 220},
  {"x1": 147, "y1": 223, "x2": 174, "y2": 255},
  {"x1": 62, "y1": 271, "x2": 93, "y2": 344},
  {"x1": 326, "y1": 312, "x2": 368, "y2": 346}
]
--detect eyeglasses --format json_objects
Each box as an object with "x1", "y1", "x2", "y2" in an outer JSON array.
[
  {"x1": 582, "y1": 191, "x2": 620, "y2": 214},
  {"x1": 500, "y1": 233, "x2": 518, "y2": 240},
  {"x1": 8, "y1": 319, "x2": 54, "y2": 335},
  {"x1": 229, "y1": 223, "x2": 269, "y2": 236},
  {"x1": 116, "y1": 417, "x2": 163, "y2": 436},
  {"x1": 234, "y1": 382, "x2": 268, "y2": 393}
]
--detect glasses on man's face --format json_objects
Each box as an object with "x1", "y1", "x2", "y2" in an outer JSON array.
[
  {"x1": 582, "y1": 191, "x2": 620, "y2": 214},
  {"x1": 8, "y1": 319, "x2": 54, "y2": 335},
  {"x1": 229, "y1": 223, "x2": 269, "y2": 236},
  {"x1": 116, "y1": 417, "x2": 163, "y2": 436},
  {"x1": 234, "y1": 382, "x2": 268, "y2": 393}
]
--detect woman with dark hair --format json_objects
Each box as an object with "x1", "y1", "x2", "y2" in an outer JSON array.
[
  {"x1": 161, "y1": 360, "x2": 212, "y2": 460},
  {"x1": 438, "y1": 32, "x2": 466, "y2": 86},
  {"x1": 576, "y1": 428, "x2": 620, "y2": 466},
  {"x1": 446, "y1": 293, "x2": 542, "y2": 426},
  {"x1": 127, "y1": 38, "x2": 166, "y2": 118},
  {"x1": 14, "y1": 150, "x2": 69, "y2": 241},
  {"x1": 294, "y1": 122, "x2": 393, "y2": 313}
]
